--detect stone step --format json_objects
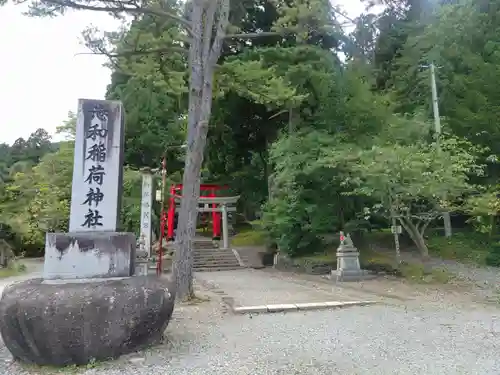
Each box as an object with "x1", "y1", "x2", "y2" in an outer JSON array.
[
  {"x1": 196, "y1": 257, "x2": 239, "y2": 261},
  {"x1": 148, "y1": 260, "x2": 241, "y2": 271},
  {"x1": 194, "y1": 247, "x2": 230, "y2": 251},
  {"x1": 193, "y1": 249, "x2": 231, "y2": 253},
  {"x1": 193, "y1": 241, "x2": 218, "y2": 248},
  {"x1": 194, "y1": 260, "x2": 239, "y2": 265},
  {"x1": 193, "y1": 251, "x2": 236, "y2": 258},
  {"x1": 193, "y1": 253, "x2": 236, "y2": 258},
  {"x1": 193, "y1": 242, "x2": 218, "y2": 247},
  {"x1": 194, "y1": 266, "x2": 243, "y2": 272},
  {"x1": 149, "y1": 242, "x2": 242, "y2": 272},
  {"x1": 193, "y1": 262, "x2": 240, "y2": 268},
  {"x1": 193, "y1": 250, "x2": 234, "y2": 256},
  {"x1": 194, "y1": 255, "x2": 238, "y2": 261}
]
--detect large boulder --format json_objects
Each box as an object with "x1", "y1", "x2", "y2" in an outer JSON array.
[{"x1": 0, "y1": 276, "x2": 175, "y2": 366}]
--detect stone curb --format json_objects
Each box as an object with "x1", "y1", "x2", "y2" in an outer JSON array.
[
  {"x1": 231, "y1": 300, "x2": 377, "y2": 315},
  {"x1": 231, "y1": 248, "x2": 246, "y2": 268}
]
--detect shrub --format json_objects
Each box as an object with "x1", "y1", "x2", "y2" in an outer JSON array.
[
  {"x1": 486, "y1": 240, "x2": 500, "y2": 267},
  {"x1": 232, "y1": 229, "x2": 267, "y2": 247},
  {"x1": 427, "y1": 232, "x2": 490, "y2": 265},
  {"x1": 262, "y1": 193, "x2": 327, "y2": 257}
]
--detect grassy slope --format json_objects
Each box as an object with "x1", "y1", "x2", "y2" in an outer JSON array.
[{"x1": 231, "y1": 228, "x2": 495, "y2": 284}]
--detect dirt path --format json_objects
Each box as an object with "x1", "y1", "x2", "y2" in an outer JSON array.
[
  {"x1": 421, "y1": 257, "x2": 498, "y2": 286},
  {"x1": 395, "y1": 252, "x2": 500, "y2": 303},
  {"x1": 196, "y1": 266, "x2": 500, "y2": 311},
  {"x1": 195, "y1": 269, "x2": 382, "y2": 307}
]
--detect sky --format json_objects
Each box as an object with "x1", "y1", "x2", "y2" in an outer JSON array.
[{"x1": 0, "y1": 0, "x2": 368, "y2": 145}]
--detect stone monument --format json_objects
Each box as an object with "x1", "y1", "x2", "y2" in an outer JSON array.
[
  {"x1": 333, "y1": 231, "x2": 373, "y2": 282},
  {"x1": 44, "y1": 99, "x2": 133, "y2": 279},
  {"x1": 135, "y1": 168, "x2": 154, "y2": 275},
  {"x1": 0, "y1": 99, "x2": 175, "y2": 366},
  {"x1": 140, "y1": 168, "x2": 153, "y2": 257}
]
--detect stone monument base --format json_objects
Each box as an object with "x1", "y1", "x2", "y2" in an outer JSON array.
[
  {"x1": 333, "y1": 269, "x2": 377, "y2": 282},
  {"x1": 0, "y1": 276, "x2": 175, "y2": 366},
  {"x1": 43, "y1": 232, "x2": 136, "y2": 280}
]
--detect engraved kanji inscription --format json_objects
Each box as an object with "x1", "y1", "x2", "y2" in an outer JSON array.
[
  {"x1": 83, "y1": 187, "x2": 104, "y2": 207},
  {"x1": 82, "y1": 209, "x2": 103, "y2": 228},
  {"x1": 86, "y1": 143, "x2": 107, "y2": 163},
  {"x1": 88, "y1": 104, "x2": 108, "y2": 122},
  {"x1": 85, "y1": 165, "x2": 106, "y2": 185},
  {"x1": 86, "y1": 124, "x2": 108, "y2": 141}
]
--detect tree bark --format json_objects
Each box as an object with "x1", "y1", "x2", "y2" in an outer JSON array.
[
  {"x1": 390, "y1": 212, "x2": 401, "y2": 264},
  {"x1": 174, "y1": 0, "x2": 229, "y2": 300},
  {"x1": 489, "y1": 215, "x2": 496, "y2": 237},
  {"x1": 388, "y1": 195, "x2": 401, "y2": 263},
  {"x1": 399, "y1": 217, "x2": 430, "y2": 258}
]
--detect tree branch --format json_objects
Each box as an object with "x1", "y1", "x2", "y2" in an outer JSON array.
[
  {"x1": 41, "y1": 0, "x2": 193, "y2": 34},
  {"x1": 419, "y1": 220, "x2": 431, "y2": 236},
  {"x1": 398, "y1": 216, "x2": 412, "y2": 235},
  {"x1": 201, "y1": 0, "x2": 218, "y2": 65},
  {"x1": 207, "y1": 0, "x2": 229, "y2": 71},
  {"x1": 77, "y1": 42, "x2": 161, "y2": 70},
  {"x1": 74, "y1": 46, "x2": 188, "y2": 58},
  {"x1": 186, "y1": 0, "x2": 204, "y2": 146},
  {"x1": 225, "y1": 30, "x2": 287, "y2": 39}
]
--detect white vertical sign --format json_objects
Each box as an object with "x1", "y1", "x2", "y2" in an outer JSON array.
[
  {"x1": 140, "y1": 173, "x2": 153, "y2": 256},
  {"x1": 69, "y1": 99, "x2": 125, "y2": 232}
]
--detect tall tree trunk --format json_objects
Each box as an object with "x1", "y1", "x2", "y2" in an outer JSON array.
[
  {"x1": 173, "y1": 0, "x2": 204, "y2": 300},
  {"x1": 259, "y1": 143, "x2": 272, "y2": 202},
  {"x1": 489, "y1": 215, "x2": 496, "y2": 237},
  {"x1": 0, "y1": 247, "x2": 5, "y2": 268},
  {"x1": 174, "y1": 0, "x2": 229, "y2": 300},
  {"x1": 388, "y1": 195, "x2": 401, "y2": 263}
]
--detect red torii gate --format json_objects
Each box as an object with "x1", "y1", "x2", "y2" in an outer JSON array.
[{"x1": 166, "y1": 183, "x2": 229, "y2": 240}]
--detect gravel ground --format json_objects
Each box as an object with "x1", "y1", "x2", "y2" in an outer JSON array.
[
  {"x1": 1, "y1": 268, "x2": 500, "y2": 375},
  {"x1": 393, "y1": 252, "x2": 500, "y2": 302},
  {"x1": 3, "y1": 296, "x2": 498, "y2": 375},
  {"x1": 426, "y1": 258, "x2": 499, "y2": 287},
  {"x1": 395, "y1": 250, "x2": 500, "y2": 287}
]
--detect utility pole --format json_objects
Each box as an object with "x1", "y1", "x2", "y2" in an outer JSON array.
[{"x1": 429, "y1": 62, "x2": 452, "y2": 238}]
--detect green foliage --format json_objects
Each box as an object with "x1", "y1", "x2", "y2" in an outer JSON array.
[
  {"x1": 5, "y1": 0, "x2": 500, "y2": 271},
  {"x1": 55, "y1": 112, "x2": 77, "y2": 140},
  {"x1": 0, "y1": 138, "x2": 150, "y2": 256},
  {"x1": 231, "y1": 228, "x2": 268, "y2": 247},
  {"x1": 327, "y1": 117, "x2": 482, "y2": 255},
  {"x1": 217, "y1": 58, "x2": 305, "y2": 108},
  {"x1": 392, "y1": 0, "x2": 500, "y2": 160},
  {"x1": 263, "y1": 130, "x2": 360, "y2": 256},
  {"x1": 263, "y1": 109, "x2": 482, "y2": 257},
  {"x1": 0, "y1": 142, "x2": 73, "y2": 253},
  {"x1": 399, "y1": 263, "x2": 453, "y2": 284},
  {"x1": 291, "y1": 244, "x2": 452, "y2": 283},
  {"x1": 427, "y1": 231, "x2": 491, "y2": 265},
  {"x1": 120, "y1": 168, "x2": 143, "y2": 234},
  {"x1": 486, "y1": 241, "x2": 500, "y2": 267}
]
